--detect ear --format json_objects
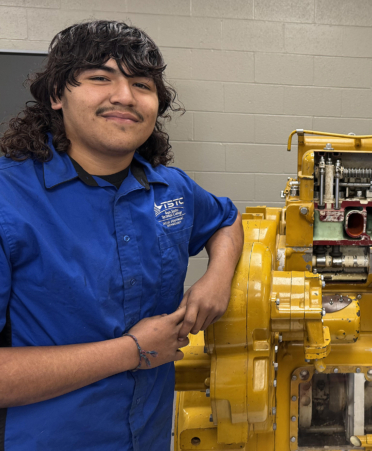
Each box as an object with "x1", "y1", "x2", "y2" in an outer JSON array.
[{"x1": 50, "y1": 95, "x2": 63, "y2": 111}]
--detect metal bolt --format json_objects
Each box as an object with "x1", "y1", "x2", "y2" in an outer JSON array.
[
  {"x1": 276, "y1": 298, "x2": 280, "y2": 306},
  {"x1": 275, "y1": 345, "x2": 278, "y2": 353},
  {"x1": 329, "y1": 300, "x2": 333, "y2": 305},
  {"x1": 292, "y1": 375, "x2": 297, "y2": 381},
  {"x1": 300, "y1": 370, "x2": 309, "y2": 380},
  {"x1": 273, "y1": 423, "x2": 277, "y2": 431},
  {"x1": 367, "y1": 370, "x2": 372, "y2": 377},
  {"x1": 290, "y1": 436, "x2": 296, "y2": 443},
  {"x1": 321, "y1": 308, "x2": 326, "y2": 317},
  {"x1": 273, "y1": 380, "x2": 277, "y2": 387},
  {"x1": 334, "y1": 368, "x2": 339, "y2": 373},
  {"x1": 322, "y1": 281, "x2": 326, "y2": 288},
  {"x1": 320, "y1": 275, "x2": 324, "y2": 280},
  {"x1": 357, "y1": 294, "x2": 362, "y2": 300},
  {"x1": 209, "y1": 414, "x2": 213, "y2": 422},
  {"x1": 279, "y1": 334, "x2": 283, "y2": 343},
  {"x1": 313, "y1": 268, "x2": 318, "y2": 274},
  {"x1": 291, "y1": 416, "x2": 296, "y2": 422},
  {"x1": 300, "y1": 207, "x2": 308, "y2": 215},
  {"x1": 272, "y1": 407, "x2": 276, "y2": 415},
  {"x1": 206, "y1": 389, "x2": 210, "y2": 397},
  {"x1": 292, "y1": 396, "x2": 297, "y2": 401},
  {"x1": 305, "y1": 359, "x2": 310, "y2": 363},
  {"x1": 356, "y1": 368, "x2": 361, "y2": 373},
  {"x1": 273, "y1": 362, "x2": 279, "y2": 371},
  {"x1": 288, "y1": 177, "x2": 291, "y2": 181}
]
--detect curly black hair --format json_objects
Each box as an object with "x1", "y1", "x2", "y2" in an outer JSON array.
[{"x1": 0, "y1": 20, "x2": 184, "y2": 166}]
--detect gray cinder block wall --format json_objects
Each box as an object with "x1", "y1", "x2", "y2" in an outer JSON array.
[{"x1": 1, "y1": 0, "x2": 372, "y2": 288}]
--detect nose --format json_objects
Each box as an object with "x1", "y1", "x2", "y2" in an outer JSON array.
[{"x1": 109, "y1": 78, "x2": 136, "y2": 107}]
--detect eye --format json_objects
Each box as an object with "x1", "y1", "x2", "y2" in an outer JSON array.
[
  {"x1": 133, "y1": 82, "x2": 151, "y2": 90},
  {"x1": 89, "y1": 76, "x2": 109, "y2": 82}
]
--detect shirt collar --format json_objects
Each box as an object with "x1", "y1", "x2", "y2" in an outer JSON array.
[{"x1": 43, "y1": 133, "x2": 169, "y2": 189}]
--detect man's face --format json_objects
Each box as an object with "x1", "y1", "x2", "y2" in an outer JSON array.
[{"x1": 50, "y1": 58, "x2": 159, "y2": 157}]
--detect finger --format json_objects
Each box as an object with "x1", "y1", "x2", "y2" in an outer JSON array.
[
  {"x1": 190, "y1": 309, "x2": 210, "y2": 335},
  {"x1": 174, "y1": 350, "x2": 184, "y2": 361},
  {"x1": 168, "y1": 306, "x2": 187, "y2": 324},
  {"x1": 178, "y1": 290, "x2": 190, "y2": 309},
  {"x1": 177, "y1": 337, "x2": 189, "y2": 348},
  {"x1": 178, "y1": 304, "x2": 199, "y2": 339},
  {"x1": 200, "y1": 314, "x2": 219, "y2": 331}
]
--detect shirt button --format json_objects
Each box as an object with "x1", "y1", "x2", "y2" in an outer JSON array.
[
  {"x1": 130, "y1": 278, "x2": 136, "y2": 286},
  {"x1": 123, "y1": 235, "x2": 130, "y2": 242},
  {"x1": 136, "y1": 398, "x2": 141, "y2": 405}
]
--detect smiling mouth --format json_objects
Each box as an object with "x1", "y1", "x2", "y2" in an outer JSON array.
[{"x1": 102, "y1": 116, "x2": 139, "y2": 124}]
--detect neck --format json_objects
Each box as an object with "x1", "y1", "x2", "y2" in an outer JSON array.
[{"x1": 67, "y1": 144, "x2": 134, "y2": 176}]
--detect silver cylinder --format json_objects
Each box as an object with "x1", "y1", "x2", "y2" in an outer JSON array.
[
  {"x1": 335, "y1": 160, "x2": 341, "y2": 210},
  {"x1": 319, "y1": 156, "x2": 325, "y2": 208},
  {"x1": 324, "y1": 157, "x2": 335, "y2": 207}
]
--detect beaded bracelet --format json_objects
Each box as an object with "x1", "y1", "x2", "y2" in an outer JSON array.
[{"x1": 123, "y1": 333, "x2": 158, "y2": 370}]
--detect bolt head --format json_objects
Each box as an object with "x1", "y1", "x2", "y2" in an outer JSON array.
[
  {"x1": 290, "y1": 436, "x2": 296, "y2": 443},
  {"x1": 312, "y1": 268, "x2": 318, "y2": 274},
  {"x1": 300, "y1": 207, "x2": 308, "y2": 215},
  {"x1": 356, "y1": 368, "x2": 361, "y2": 373},
  {"x1": 275, "y1": 345, "x2": 278, "y2": 353},
  {"x1": 279, "y1": 334, "x2": 283, "y2": 343},
  {"x1": 273, "y1": 362, "x2": 279, "y2": 370},
  {"x1": 292, "y1": 375, "x2": 297, "y2": 381},
  {"x1": 273, "y1": 380, "x2": 277, "y2": 387},
  {"x1": 305, "y1": 359, "x2": 310, "y2": 363},
  {"x1": 300, "y1": 370, "x2": 309, "y2": 380},
  {"x1": 276, "y1": 299, "x2": 280, "y2": 306},
  {"x1": 272, "y1": 407, "x2": 276, "y2": 415},
  {"x1": 322, "y1": 281, "x2": 326, "y2": 288},
  {"x1": 357, "y1": 294, "x2": 362, "y2": 300},
  {"x1": 209, "y1": 414, "x2": 213, "y2": 422},
  {"x1": 321, "y1": 308, "x2": 326, "y2": 317},
  {"x1": 292, "y1": 396, "x2": 297, "y2": 401},
  {"x1": 273, "y1": 423, "x2": 277, "y2": 431},
  {"x1": 334, "y1": 368, "x2": 339, "y2": 373},
  {"x1": 291, "y1": 416, "x2": 296, "y2": 422},
  {"x1": 206, "y1": 388, "x2": 210, "y2": 397}
]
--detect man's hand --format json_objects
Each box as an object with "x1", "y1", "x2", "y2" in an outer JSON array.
[
  {"x1": 127, "y1": 307, "x2": 189, "y2": 369},
  {"x1": 178, "y1": 272, "x2": 231, "y2": 339},
  {"x1": 178, "y1": 212, "x2": 243, "y2": 340}
]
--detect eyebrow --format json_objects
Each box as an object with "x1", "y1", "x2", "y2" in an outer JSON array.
[{"x1": 84, "y1": 64, "x2": 118, "y2": 74}]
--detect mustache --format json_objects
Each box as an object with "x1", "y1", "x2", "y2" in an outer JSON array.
[{"x1": 95, "y1": 107, "x2": 144, "y2": 122}]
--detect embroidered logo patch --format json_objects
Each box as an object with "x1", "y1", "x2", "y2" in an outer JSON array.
[{"x1": 154, "y1": 197, "x2": 185, "y2": 228}]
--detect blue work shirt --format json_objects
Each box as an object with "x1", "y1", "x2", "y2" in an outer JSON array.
[{"x1": 0, "y1": 135, "x2": 238, "y2": 451}]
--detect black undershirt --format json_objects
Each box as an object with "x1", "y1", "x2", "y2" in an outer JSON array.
[{"x1": 68, "y1": 156, "x2": 129, "y2": 189}]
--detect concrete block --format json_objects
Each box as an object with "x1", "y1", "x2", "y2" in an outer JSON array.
[
  {"x1": 192, "y1": 49, "x2": 254, "y2": 83},
  {"x1": 342, "y1": 27, "x2": 372, "y2": 58},
  {"x1": 226, "y1": 143, "x2": 296, "y2": 174},
  {"x1": 342, "y1": 89, "x2": 372, "y2": 118},
  {"x1": 193, "y1": 112, "x2": 254, "y2": 143},
  {"x1": 255, "y1": 174, "x2": 290, "y2": 202},
  {"x1": 313, "y1": 117, "x2": 372, "y2": 135},
  {"x1": 285, "y1": 24, "x2": 344, "y2": 56},
  {"x1": 0, "y1": 0, "x2": 23, "y2": 5},
  {"x1": 158, "y1": 16, "x2": 221, "y2": 49},
  {"x1": 316, "y1": 0, "x2": 372, "y2": 27},
  {"x1": 314, "y1": 56, "x2": 371, "y2": 88},
  {"x1": 222, "y1": 19, "x2": 284, "y2": 52},
  {"x1": 171, "y1": 142, "x2": 225, "y2": 172},
  {"x1": 171, "y1": 80, "x2": 224, "y2": 112},
  {"x1": 0, "y1": 7, "x2": 27, "y2": 39},
  {"x1": 184, "y1": 171, "x2": 194, "y2": 180},
  {"x1": 224, "y1": 83, "x2": 284, "y2": 115},
  {"x1": 127, "y1": 0, "x2": 190, "y2": 16},
  {"x1": 255, "y1": 115, "x2": 312, "y2": 144},
  {"x1": 27, "y1": 8, "x2": 89, "y2": 41},
  {"x1": 283, "y1": 86, "x2": 342, "y2": 117},
  {"x1": 26, "y1": 0, "x2": 60, "y2": 7},
  {"x1": 92, "y1": 0, "x2": 127, "y2": 12},
  {"x1": 166, "y1": 111, "x2": 193, "y2": 141},
  {"x1": 255, "y1": 52, "x2": 313, "y2": 85},
  {"x1": 94, "y1": 12, "x2": 159, "y2": 40},
  {"x1": 60, "y1": 0, "x2": 92, "y2": 10},
  {"x1": 192, "y1": 0, "x2": 253, "y2": 19},
  {"x1": 161, "y1": 47, "x2": 192, "y2": 80},
  {"x1": 0, "y1": 38, "x2": 49, "y2": 51},
  {"x1": 185, "y1": 258, "x2": 208, "y2": 286},
  {"x1": 194, "y1": 172, "x2": 255, "y2": 201},
  {"x1": 255, "y1": 0, "x2": 314, "y2": 23}
]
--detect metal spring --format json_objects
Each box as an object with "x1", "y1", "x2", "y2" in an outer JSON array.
[{"x1": 343, "y1": 167, "x2": 372, "y2": 178}]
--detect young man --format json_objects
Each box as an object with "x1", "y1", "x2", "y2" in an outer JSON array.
[{"x1": 0, "y1": 21, "x2": 243, "y2": 451}]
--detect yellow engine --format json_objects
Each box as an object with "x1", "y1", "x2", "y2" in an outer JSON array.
[{"x1": 174, "y1": 130, "x2": 372, "y2": 451}]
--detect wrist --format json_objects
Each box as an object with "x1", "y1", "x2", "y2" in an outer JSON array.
[{"x1": 120, "y1": 336, "x2": 141, "y2": 371}]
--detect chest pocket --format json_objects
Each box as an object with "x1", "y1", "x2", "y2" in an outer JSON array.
[{"x1": 158, "y1": 226, "x2": 192, "y2": 297}]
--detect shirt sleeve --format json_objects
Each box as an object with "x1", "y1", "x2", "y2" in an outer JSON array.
[
  {"x1": 171, "y1": 169, "x2": 238, "y2": 257},
  {"x1": 0, "y1": 223, "x2": 12, "y2": 336}
]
